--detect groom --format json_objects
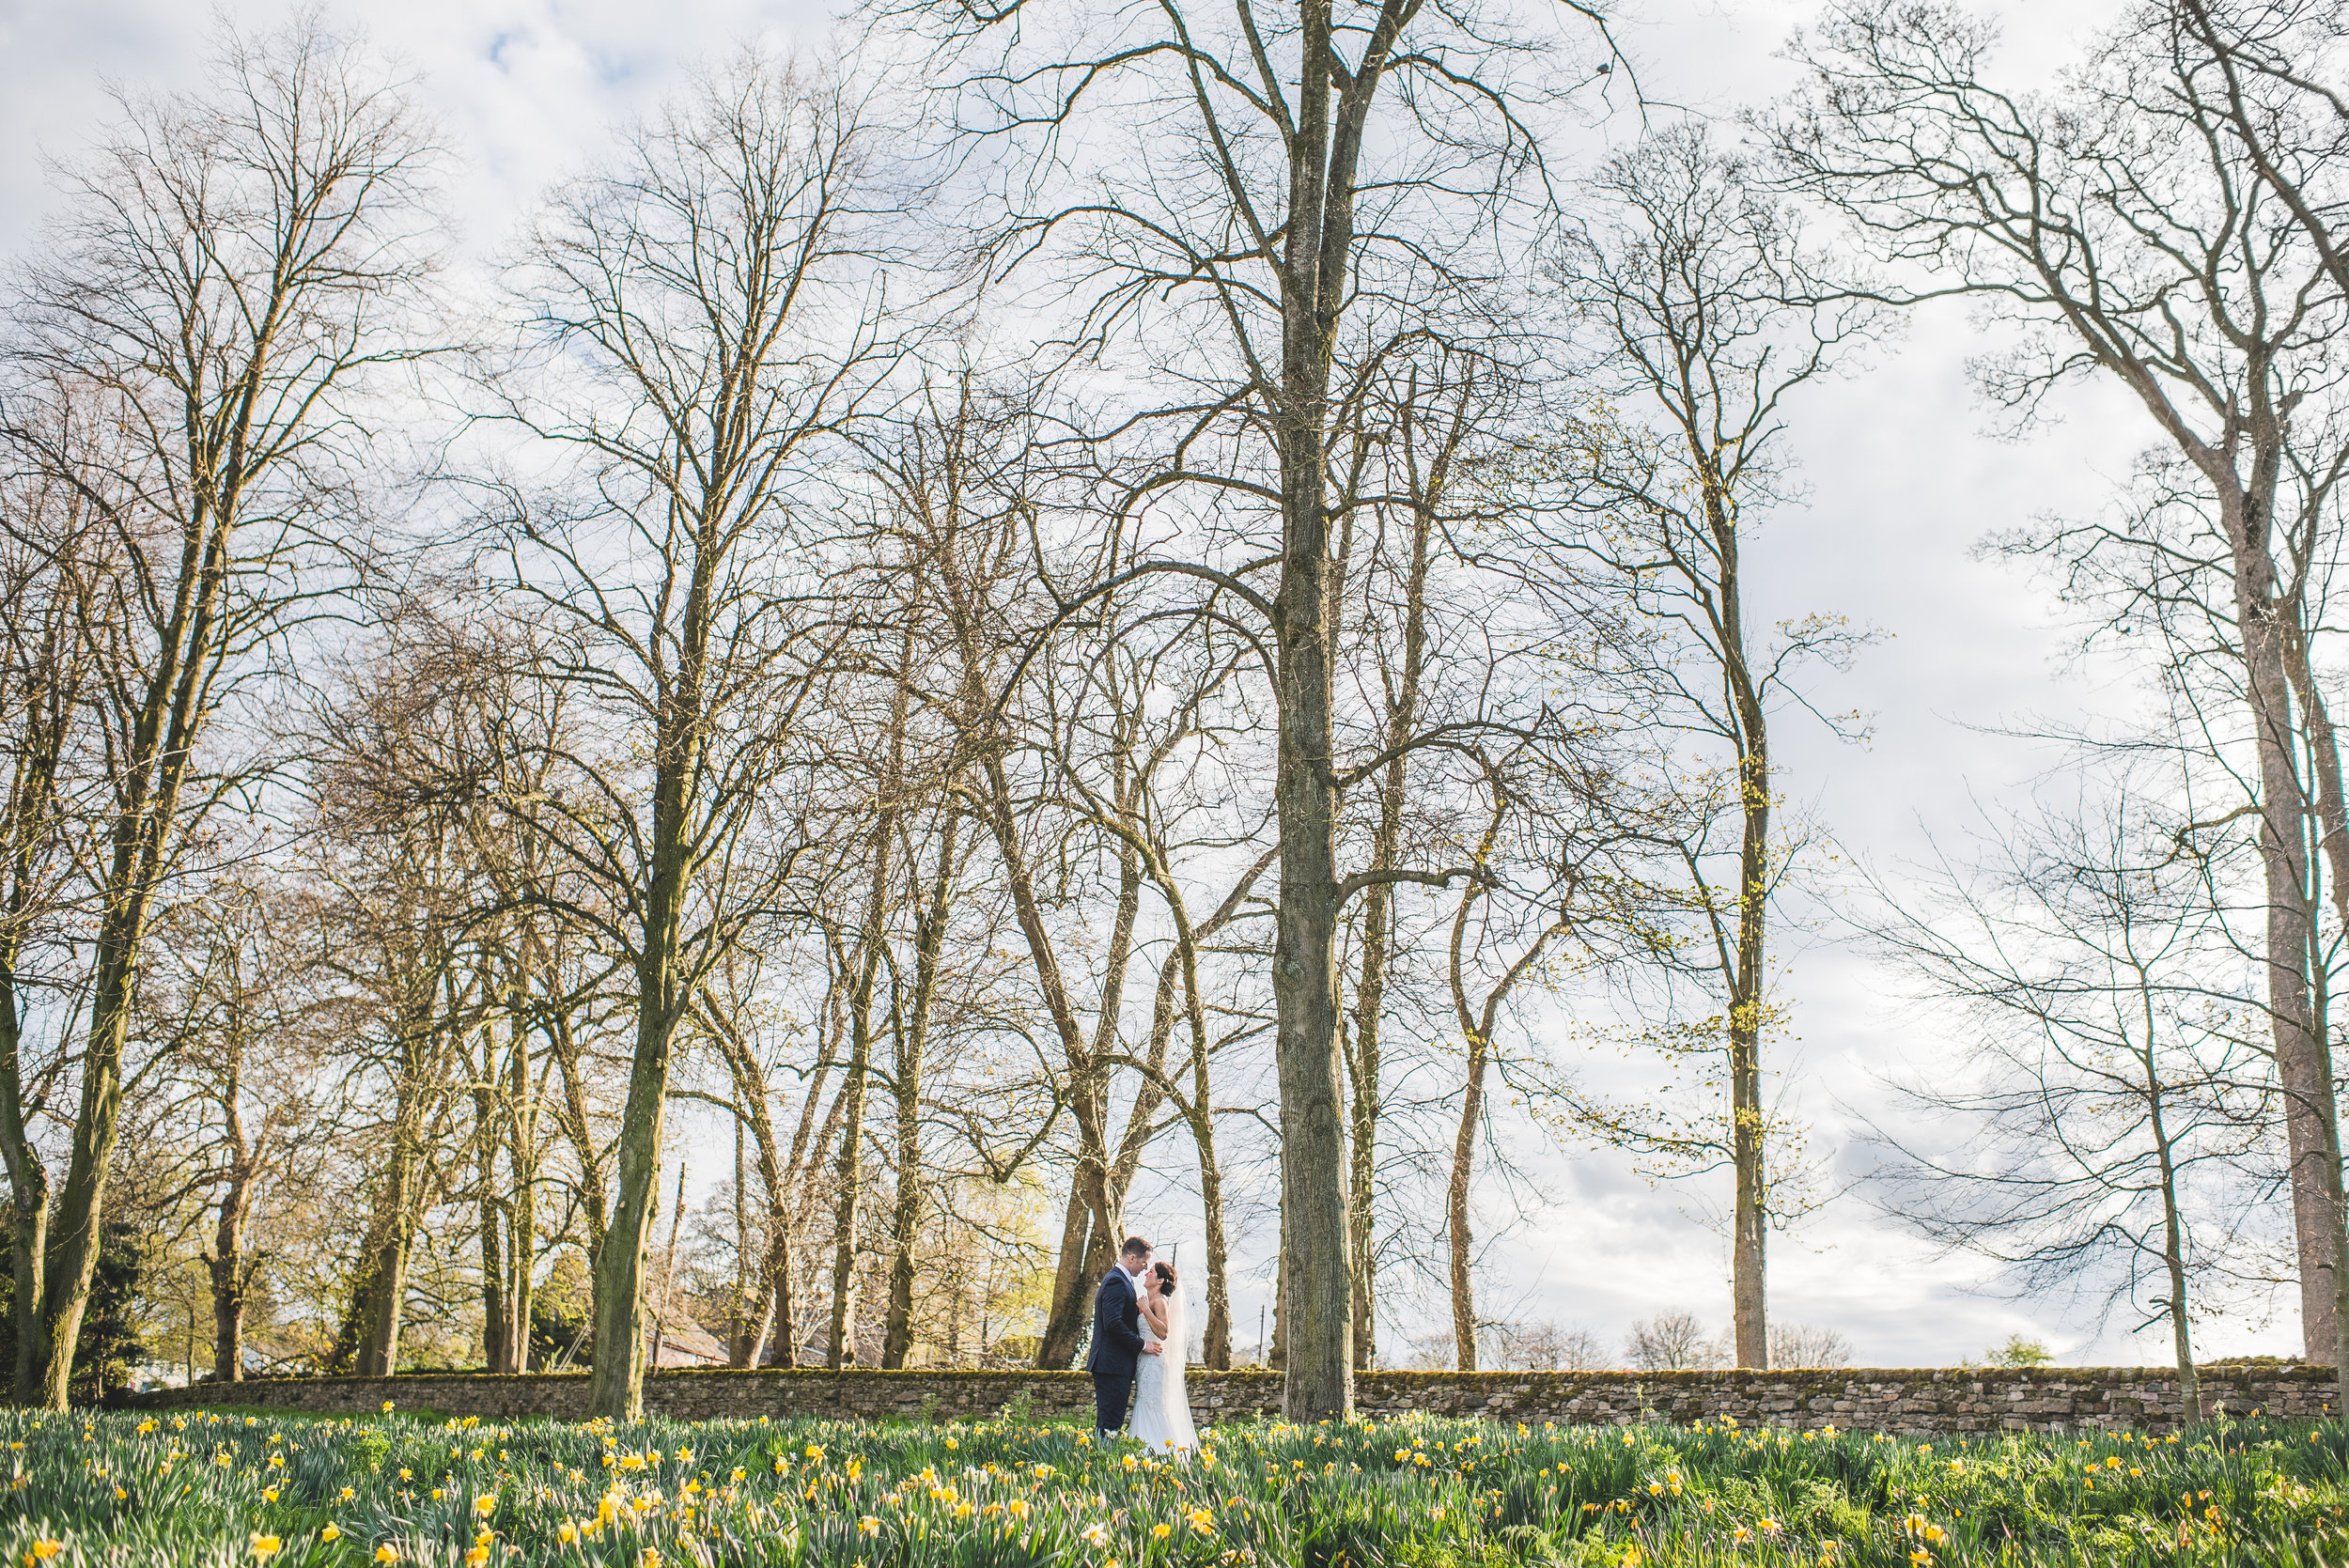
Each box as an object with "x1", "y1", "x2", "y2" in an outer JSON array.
[{"x1": 1085, "y1": 1234, "x2": 1162, "y2": 1436}]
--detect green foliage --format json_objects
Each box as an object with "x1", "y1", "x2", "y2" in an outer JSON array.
[
  {"x1": 5, "y1": 1407, "x2": 2345, "y2": 1566},
  {"x1": 0, "y1": 1219, "x2": 146, "y2": 1402},
  {"x1": 527, "y1": 1301, "x2": 591, "y2": 1372},
  {"x1": 527, "y1": 1249, "x2": 593, "y2": 1372},
  {"x1": 72, "y1": 1224, "x2": 147, "y2": 1403},
  {"x1": 1982, "y1": 1335, "x2": 2053, "y2": 1369}
]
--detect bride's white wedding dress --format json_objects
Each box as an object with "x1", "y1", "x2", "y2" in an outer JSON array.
[{"x1": 1128, "y1": 1286, "x2": 1198, "y2": 1456}]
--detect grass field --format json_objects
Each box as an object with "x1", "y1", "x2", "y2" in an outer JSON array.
[{"x1": 4, "y1": 1404, "x2": 2345, "y2": 1566}]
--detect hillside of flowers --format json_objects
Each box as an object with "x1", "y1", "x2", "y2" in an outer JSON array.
[{"x1": 1, "y1": 1407, "x2": 2343, "y2": 1567}]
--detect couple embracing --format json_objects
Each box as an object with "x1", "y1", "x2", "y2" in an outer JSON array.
[{"x1": 1084, "y1": 1234, "x2": 1196, "y2": 1453}]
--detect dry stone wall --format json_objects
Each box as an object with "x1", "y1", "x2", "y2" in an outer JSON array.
[{"x1": 122, "y1": 1363, "x2": 2336, "y2": 1435}]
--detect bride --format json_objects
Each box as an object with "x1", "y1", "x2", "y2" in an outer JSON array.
[{"x1": 1128, "y1": 1260, "x2": 1197, "y2": 1455}]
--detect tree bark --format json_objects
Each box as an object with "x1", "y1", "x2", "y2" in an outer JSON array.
[
  {"x1": 474, "y1": 1017, "x2": 507, "y2": 1374},
  {"x1": 883, "y1": 811, "x2": 962, "y2": 1369},
  {"x1": 1711, "y1": 476, "x2": 1771, "y2": 1373},
  {"x1": 353, "y1": 1140, "x2": 415, "y2": 1378},
  {"x1": 1261, "y1": 0, "x2": 1426, "y2": 1420},
  {"x1": 206, "y1": 1049, "x2": 258, "y2": 1385},
  {"x1": 1346, "y1": 492, "x2": 1431, "y2": 1373},
  {"x1": 2140, "y1": 976, "x2": 2200, "y2": 1426},
  {"x1": 2271, "y1": 621, "x2": 2349, "y2": 1395},
  {"x1": 0, "y1": 982, "x2": 48, "y2": 1405},
  {"x1": 2209, "y1": 469, "x2": 2339, "y2": 1368},
  {"x1": 504, "y1": 962, "x2": 539, "y2": 1374},
  {"x1": 830, "y1": 620, "x2": 919, "y2": 1371},
  {"x1": 1444, "y1": 1028, "x2": 1488, "y2": 1372}
]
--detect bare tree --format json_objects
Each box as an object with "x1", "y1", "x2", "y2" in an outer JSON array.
[
  {"x1": 0, "y1": 16, "x2": 445, "y2": 1406},
  {"x1": 1625, "y1": 1309, "x2": 1723, "y2": 1371},
  {"x1": 1771, "y1": 0, "x2": 2349, "y2": 1374},
  {"x1": 1862, "y1": 770, "x2": 2272, "y2": 1424},
  {"x1": 1768, "y1": 1323, "x2": 1854, "y2": 1369},
  {"x1": 902, "y1": 0, "x2": 1619, "y2": 1419},
  {"x1": 0, "y1": 409, "x2": 108, "y2": 1400},
  {"x1": 147, "y1": 879, "x2": 327, "y2": 1383},
  {"x1": 489, "y1": 54, "x2": 900, "y2": 1417},
  {"x1": 1438, "y1": 745, "x2": 1627, "y2": 1370},
  {"x1": 1481, "y1": 1318, "x2": 1610, "y2": 1371},
  {"x1": 1531, "y1": 120, "x2": 1878, "y2": 1369}
]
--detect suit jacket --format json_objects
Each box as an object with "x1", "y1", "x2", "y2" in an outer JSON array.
[{"x1": 1084, "y1": 1268, "x2": 1145, "y2": 1376}]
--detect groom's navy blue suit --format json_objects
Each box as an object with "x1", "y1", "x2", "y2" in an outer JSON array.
[{"x1": 1085, "y1": 1267, "x2": 1145, "y2": 1434}]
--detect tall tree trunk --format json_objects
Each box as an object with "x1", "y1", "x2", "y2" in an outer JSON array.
[
  {"x1": 548, "y1": 1016, "x2": 607, "y2": 1272},
  {"x1": 2215, "y1": 477, "x2": 2341, "y2": 1369},
  {"x1": 345, "y1": 983, "x2": 444, "y2": 1378},
  {"x1": 354, "y1": 1137, "x2": 415, "y2": 1377},
  {"x1": 506, "y1": 977, "x2": 539, "y2": 1374},
  {"x1": 2273, "y1": 621, "x2": 2349, "y2": 1394},
  {"x1": 587, "y1": 698, "x2": 701, "y2": 1417},
  {"x1": 1439, "y1": 777, "x2": 1563, "y2": 1373},
  {"x1": 1179, "y1": 939, "x2": 1233, "y2": 1370},
  {"x1": 2139, "y1": 982, "x2": 2200, "y2": 1426},
  {"x1": 1034, "y1": 829, "x2": 1146, "y2": 1366},
  {"x1": 1710, "y1": 481, "x2": 1772, "y2": 1372},
  {"x1": 757, "y1": 989, "x2": 853, "y2": 1368},
  {"x1": 1346, "y1": 498, "x2": 1429, "y2": 1373},
  {"x1": 648, "y1": 1160, "x2": 686, "y2": 1370},
  {"x1": 730, "y1": 1115, "x2": 756, "y2": 1367},
  {"x1": 0, "y1": 979, "x2": 48, "y2": 1405},
  {"x1": 30, "y1": 907, "x2": 144, "y2": 1407},
  {"x1": 1037, "y1": 1191, "x2": 1097, "y2": 1369},
  {"x1": 831, "y1": 608, "x2": 921, "y2": 1372},
  {"x1": 829, "y1": 862, "x2": 892, "y2": 1369},
  {"x1": 474, "y1": 1024, "x2": 507, "y2": 1374},
  {"x1": 207, "y1": 1062, "x2": 257, "y2": 1385},
  {"x1": 1262, "y1": 0, "x2": 1404, "y2": 1416},
  {"x1": 1444, "y1": 1033, "x2": 1488, "y2": 1372},
  {"x1": 883, "y1": 812, "x2": 962, "y2": 1370},
  {"x1": 478, "y1": 1201, "x2": 506, "y2": 1374},
  {"x1": 0, "y1": 572, "x2": 73, "y2": 1406},
  {"x1": 1269, "y1": 356, "x2": 1351, "y2": 1415},
  {"x1": 1268, "y1": 1221, "x2": 1289, "y2": 1372}
]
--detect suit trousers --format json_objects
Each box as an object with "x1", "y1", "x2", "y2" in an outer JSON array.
[{"x1": 1092, "y1": 1372, "x2": 1133, "y2": 1435}]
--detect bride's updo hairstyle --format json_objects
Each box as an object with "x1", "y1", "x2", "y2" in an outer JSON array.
[{"x1": 1152, "y1": 1261, "x2": 1177, "y2": 1293}]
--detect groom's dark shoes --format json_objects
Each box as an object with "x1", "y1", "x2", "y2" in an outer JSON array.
[{"x1": 1084, "y1": 1267, "x2": 1145, "y2": 1434}]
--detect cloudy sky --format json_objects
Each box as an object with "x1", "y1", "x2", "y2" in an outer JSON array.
[{"x1": 3, "y1": 0, "x2": 2279, "y2": 1368}]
